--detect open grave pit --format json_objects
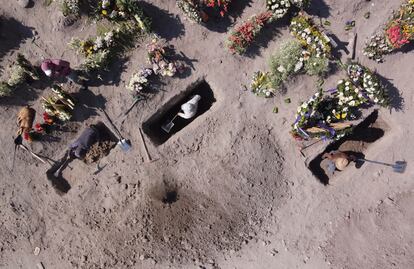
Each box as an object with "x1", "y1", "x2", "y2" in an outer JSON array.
[
  {"x1": 143, "y1": 79, "x2": 216, "y2": 145},
  {"x1": 45, "y1": 122, "x2": 118, "y2": 194},
  {"x1": 83, "y1": 121, "x2": 118, "y2": 164},
  {"x1": 308, "y1": 110, "x2": 390, "y2": 185}
]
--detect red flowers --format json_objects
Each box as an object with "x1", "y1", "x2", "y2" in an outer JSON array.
[
  {"x1": 43, "y1": 112, "x2": 54, "y2": 125},
  {"x1": 204, "y1": 0, "x2": 231, "y2": 17},
  {"x1": 35, "y1": 123, "x2": 43, "y2": 132},
  {"x1": 23, "y1": 132, "x2": 31, "y2": 141},
  {"x1": 387, "y1": 24, "x2": 409, "y2": 48},
  {"x1": 227, "y1": 11, "x2": 274, "y2": 54}
]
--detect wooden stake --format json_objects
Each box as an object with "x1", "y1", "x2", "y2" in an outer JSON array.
[{"x1": 138, "y1": 128, "x2": 151, "y2": 162}]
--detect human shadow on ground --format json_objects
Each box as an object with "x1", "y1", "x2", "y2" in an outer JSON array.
[
  {"x1": 140, "y1": 1, "x2": 185, "y2": 41},
  {"x1": 306, "y1": 0, "x2": 330, "y2": 18},
  {"x1": 0, "y1": 17, "x2": 34, "y2": 61},
  {"x1": 376, "y1": 73, "x2": 404, "y2": 112}
]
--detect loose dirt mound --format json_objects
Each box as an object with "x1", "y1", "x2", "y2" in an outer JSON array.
[
  {"x1": 84, "y1": 140, "x2": 116, "y2": 164},
  {"x1": 69, "y1": 123, "x2": 289, "y2": 267}
]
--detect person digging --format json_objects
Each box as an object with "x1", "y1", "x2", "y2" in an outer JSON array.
[
  {"x1": 68, "y1": 124, "x2": 100, "y2": 160},
  {"x1": 178, "y1": 95, "x2": 201, "y2": 119},
  {"x1": 47, "y1": 125, "x2": 100, "y2": 192},
  {"x1": 162, "y1": 95, "x2": 201, "y2": 133},
  {"x1": 322, "y1": 151, "x2": 356, "y2": 175}
]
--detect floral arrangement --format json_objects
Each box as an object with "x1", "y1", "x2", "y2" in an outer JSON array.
[
  {"x1": 364, "y1": 0, "x2": 414, "y2": 62},
  {"x1": 291, "y1": 90, "x2": 353, "y2": 140},
  {"x1": 250, "y1": 71, "x2": 274, "y2": 97},
  {"x1": 226, "y1": 11, "x2": 275, "y2": 54},
  {"x1": 204, "y1": 0, "x2": 232, "y2": 17},
  {"x1": 94, "y1": 0, "x2": 151, "y2": 32},
  {"x1": 31, "y1": 85, "x2": 76, "y2": 141},
  {"x1": 266, "y1": 0, "x2": 291, "y2": 18},
  {"x1": 127, "y1": 68, "x2": 153, "y2": 94},
  {"x1": 61, "y1": 0, "x2": 81, "y2": 17},
  {"x1": 70, "y1": 18, "x2": 149, "y2": 72},
  {"x1": 177, "y1": 0, "x2": 233, "y2": 23},
  {"x1": 127, "y1": 36, "x2": 184, "y2": 97},
  {"x1": 226, "y1": 1, "x2": 311, "y2": 54},
  {"x1": 289, "y1": 14, "x2": 332, "y2": 59},
  {"x1": 266, "y1": 0, "x2": 310, "y2": 18},
  {"x1": 70, "y1": 0, "x2": 151, "y2": 72},
  {"x1": 346, "y1": 63, "x2": 389, "y2": 107},
  {"x1": 0, "y1": 54, "x2": 39, "y2": 97},
  {"x1": 70, "y1": 29, "x2": 113, "y2": 71},
  {"x1": 41, "y1": 85, "x2": 76, "y2": 122},
  {"x1": 177, "y1": 0, "x2": 204, "y2": 23},
  {"x1": 268, "y1": 39, "x2": 304, "y2": 89},
  {"x1": 32, "y1": 112, "x2": 56, "y2": 139},
  {"x1": 249, "y1": 17, "x2": 331, "y2": 97},
  {"x1": 291, "y1": 63, "x2": 390, "y2": 140},
  {"x1": 147, "y1": 37, "x2": 183, "y2": 77}
]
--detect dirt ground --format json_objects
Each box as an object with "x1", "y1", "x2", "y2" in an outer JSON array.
[{"x1": 1, "y1": 0, "x2": 413, "y2": 268}]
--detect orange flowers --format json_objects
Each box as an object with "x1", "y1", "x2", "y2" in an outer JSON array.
[{"x1": 227, "y1": 11, "x2": 275, "y2": 54}]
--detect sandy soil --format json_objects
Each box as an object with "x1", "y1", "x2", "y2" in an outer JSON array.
[{"x1": 1, "y1": 0, "x2": 413, "y2": 268}]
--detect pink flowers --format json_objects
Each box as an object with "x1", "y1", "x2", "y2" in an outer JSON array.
[{"x1": 386, "y1": 25, "x2": 409, "y2": 48}]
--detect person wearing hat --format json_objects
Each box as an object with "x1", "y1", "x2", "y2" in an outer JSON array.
[
  {"x1": 322, "y1": 151, "x2": 355, "y2": 175},
  {"x1": 69, "y1": 125, "x2": 100, "y2": 159}
]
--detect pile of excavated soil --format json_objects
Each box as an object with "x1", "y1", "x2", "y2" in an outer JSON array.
[{"x1": 84, "y1": 140, "x2": 116, "y2": 164}]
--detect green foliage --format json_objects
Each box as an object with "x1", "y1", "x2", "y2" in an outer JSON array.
[
  {"x1": 304, "y1": 55, "x2": 329, "y2": 76},
  {"x1": 0, "y1": 54, "x2": 39, "y2": 98},
  {"x1": 0, "y1": 82, "x2": 13, "y2": 97},
  {"x1": 268, "y1": 39, "x2": 303, "y2": 89}
]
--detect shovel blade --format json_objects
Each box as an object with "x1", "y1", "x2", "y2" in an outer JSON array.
[
  {"x1": 118, "y1": 139, "x2": 132, "y2": 151},
  {"x1": 161, "y1": 122, "x2": 174, "y2": 133},
  {"x1": 392, "y1": 161, "x2": 407, "y2": 173}
]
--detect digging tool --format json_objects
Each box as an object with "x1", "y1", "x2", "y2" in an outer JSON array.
[
  {"x1": 12, "y1": 135, "x2": 47, "y2": 171},
  {"x1": 12, "y1": 135, "x2": 22, "y2": 171},
  {"x1": 161, "y1": 114, "x2": 178, "y2": 133},
  {"x1": 300, "y1": 138, "x2": 324, "y2": 151},
  {"x1": 357, "y1": 158, "x2": 407, "y2": 173},
  {"x1": 18, "y1": 144, "x2": 47, "y2": 164},
  {"x1": 115, "y1": 95, "x2": 146, "y2": 125},
  {"x1": 53, "y1": 152, "x2": 73, "y2": 178},
  {"x1": 100, "y1": 108, "x2": 131, "y2": 151}
]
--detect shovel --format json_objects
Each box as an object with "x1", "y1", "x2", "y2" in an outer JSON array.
[
  {"x1": 161, "y1": 114, "x2": 178, "y2": 133},
  {"x1": 357, "y1": 158, "x2": 407, "y2": 174},
  {"x1": 100, "y1": 108, "x2": 131, "y2": 152},
  {"x1": 12, "y1": 135, "x2": 47, "y2": 171},
  {"x1": 53, "y1": 152, "x2": 73, "y2": 178}
]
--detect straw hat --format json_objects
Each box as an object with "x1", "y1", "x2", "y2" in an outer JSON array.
[{"x1": 335, "y1": 157, "x2": 349, "y2": 171}]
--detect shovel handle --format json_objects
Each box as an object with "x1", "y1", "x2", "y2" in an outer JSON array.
[
  {"x1": 357, "y1": 158, "x2": 393, "y2": 167},
  {"x1": 100, "y1": 108, "x2": 123, "y2": 140},
  {"x1": 19, "y1": 145, "x2": 46, "y2": 164}
]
